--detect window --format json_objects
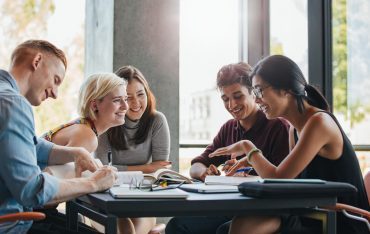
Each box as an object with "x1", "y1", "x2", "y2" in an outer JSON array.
[
  {"x1": 0, "y1": 0, "x2": 85, "y2": 135},
  {"x1": 179, "y1": 0, "x2": 242, "y2": 174},
  {"x1": 332, "y1": 0, "x2": 370, "y2": 173},
  {"x1": 270, "y1": 0, "x2": 308, "y2": 79}
]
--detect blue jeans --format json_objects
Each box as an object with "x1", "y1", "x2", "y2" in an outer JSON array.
[{"x1": 166, "y1": 216, "x2": 231, "y2": 234}]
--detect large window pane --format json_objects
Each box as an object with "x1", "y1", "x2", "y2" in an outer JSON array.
[
  {"x1": 270, "y1": 0, "x2": 308, "y2": 79},
  {"x1": 179, "y1": 0, "x2": 240, "y2": 174},
  {"x1": 332, "y1": 0, "x2": 370, "y2": 173}
]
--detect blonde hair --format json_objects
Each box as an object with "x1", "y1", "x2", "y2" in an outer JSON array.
[{"x1": 77, "y1": 73, "x2": 126, "y2": 120}]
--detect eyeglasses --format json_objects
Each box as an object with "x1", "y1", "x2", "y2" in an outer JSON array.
[
  {"x1": 252, "y1": 85, "x2": 271, "y2": 99},
  {"x1": 129, "y1": 178, "x2": 154, "y2": 191},
  {"x1": 129, "y1": 178, "x2": 185, "y2": 192}
]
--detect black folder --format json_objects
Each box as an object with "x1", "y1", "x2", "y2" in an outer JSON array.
[{"x1": 238, "y1": 180, "x2": 357, "y2": 198}]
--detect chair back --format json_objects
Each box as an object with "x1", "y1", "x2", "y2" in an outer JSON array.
[
  {"x1": 364, "y1": 170, "x2": 370, "y2": 205},
  {"x1": 0, "y1": 212, "x2": 45, "y2": 223}
]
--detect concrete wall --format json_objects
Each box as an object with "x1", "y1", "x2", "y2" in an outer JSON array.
[
  {"x1": 85, "y1": 0, "x2": 114, "y2": 75},
  {"x1": 86, "y1": 0, "x2": 180, "y2": 171}
]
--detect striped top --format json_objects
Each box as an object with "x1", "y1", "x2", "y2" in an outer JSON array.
[{"x1": 42, "y1": 117, "x2": 98, "y2": 142}]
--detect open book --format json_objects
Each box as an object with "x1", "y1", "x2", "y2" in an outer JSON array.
[
  {"x1": 144, "y1": 168, "x2": 193, "y2": 184},
  {"x1": 205, "y1": 175, "x2": 261, "y2": 186}
]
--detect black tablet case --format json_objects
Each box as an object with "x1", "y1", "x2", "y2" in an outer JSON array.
[{"x1": 238, "y1": 181, "x2": 357, "y2": 198}]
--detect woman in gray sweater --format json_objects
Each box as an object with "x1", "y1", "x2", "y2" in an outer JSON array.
[{"x1": 95, "y1": 65, "x2": 170, "y2": 234}]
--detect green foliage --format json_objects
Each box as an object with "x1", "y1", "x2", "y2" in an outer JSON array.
[
  {"x1": 332, "y1": 0, "x2": 370, "y2": 128},
  {"x1": 332, "y1": 0, "x2": 348, "y2": 117}
]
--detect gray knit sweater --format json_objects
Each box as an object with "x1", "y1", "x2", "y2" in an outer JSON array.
[{"x1": 94, "y1": 111, "x2": 170, "y2": 171}]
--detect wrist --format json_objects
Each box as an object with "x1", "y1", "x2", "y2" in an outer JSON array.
[
  {"x1": 86, "y1": 177, "x2": 99, "y2": 192},
  {"x1": 72, "y1": 147, "x2": 84, "y2": 159},
  {"x1": 246, "y1": 148, "x2": 262, "y2": 164}
]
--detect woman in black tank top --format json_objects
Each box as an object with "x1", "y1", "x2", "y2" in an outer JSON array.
[{"x1": 209, "y1": 55, "x2": 369, "y2": 234}]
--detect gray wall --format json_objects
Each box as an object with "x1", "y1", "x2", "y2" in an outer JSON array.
[
  {"x1": 85, "y1": 0, "x2": 180, "y2": 171},
  {"x1": 85, "y1": 0, "x2": 114, "y2": 74}
]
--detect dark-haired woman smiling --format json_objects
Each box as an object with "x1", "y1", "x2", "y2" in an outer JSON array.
[
  {"x1": 95, "y1": 65, "x2": 170, "y2": 234},
  {"x1": 210, "y1": 55, "x2": 369, "y2": 234}
]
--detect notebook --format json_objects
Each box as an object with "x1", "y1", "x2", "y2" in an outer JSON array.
[
  {"x1": 179, "y1": 183, "x2": 239, "y2": 194},
  {"x1": 109, "y1": 185, "x2": 189, "y2": 199},
  {"x1": 205, "y1": 175, "x2": 261, "y2": 186}
]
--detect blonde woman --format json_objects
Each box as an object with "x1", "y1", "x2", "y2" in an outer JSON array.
[
  {"x1": 43, "y1": 73, "x2": 128, "y2": 153},
  {"x1": 40, "y1": 73, "x2": 129, "y2": 233}
]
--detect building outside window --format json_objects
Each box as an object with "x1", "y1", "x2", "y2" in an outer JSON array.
[{"x1": 179, "y1": 0, "x2": 241, "y2": 174}]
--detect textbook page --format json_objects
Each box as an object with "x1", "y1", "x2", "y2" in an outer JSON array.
[
  {"x1": 205, "y1": 175, "x2": 261, "y2": 186},
  {"x1": 145, "y1": 168, "x2": 193, "y2": 184}
]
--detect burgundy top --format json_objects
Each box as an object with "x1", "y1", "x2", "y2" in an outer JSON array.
[{"x1": 191, "y1": 110, "x2": 290, "y2": 169}]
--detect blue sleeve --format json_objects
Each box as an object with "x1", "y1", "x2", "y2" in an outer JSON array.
[
  {"x1": 36, "y1": 137, "x2": 54, "y2": 169},
  {"x1": 0, "y1": 96, "x2": 59, "y2": 207}
]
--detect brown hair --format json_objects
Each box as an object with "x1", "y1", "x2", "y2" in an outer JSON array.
[
  {"x1": 11, "y1": 40, "x2": 67, "y2": 69},
  {"x1": 107, "y1": 65, "x2": 157, "y2": 150},
  {"x1": 216, "y1": 62, "x2": 252, "y2": 92}
]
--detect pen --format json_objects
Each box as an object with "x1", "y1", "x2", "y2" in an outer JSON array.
[
  {"x1": 235, "y1": 167, "x2": 253, "y2": 174},
  {"x1": 107, "y1": 150, "x2": 112, "y2": 166}
]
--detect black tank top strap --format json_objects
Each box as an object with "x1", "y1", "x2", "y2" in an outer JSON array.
[{"x1": 293, "y1": 129, "x2": 298, "y2": 142}]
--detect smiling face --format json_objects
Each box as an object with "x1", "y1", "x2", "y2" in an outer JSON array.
[
  {"x1": 26, "y1": 54, "x2": 65, "y2": 106},
  {"x1": 95, "y1": 85, "x2": 128, "y2": 128},
  {"x1": 252, "y1": 75, "x2": 288, "y2": 119},
  {"x1": 220, "y1": 83, "x2": 257, "y2": 121},
  {"x1": 126, "y1": 79, "x2": 148, "y2": 121}
]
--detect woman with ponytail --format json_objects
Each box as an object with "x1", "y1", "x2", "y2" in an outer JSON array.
[{"x1": 209, "y1": 55, "x2": 369, "y2": 234}]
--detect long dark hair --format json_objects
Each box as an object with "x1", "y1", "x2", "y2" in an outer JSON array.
[
  {"x1": 250, "y1": 55, "x2": 329, "y2": 113},
  {"x1": 107, "y1": 65, "x2": 157, "y2": 150}
]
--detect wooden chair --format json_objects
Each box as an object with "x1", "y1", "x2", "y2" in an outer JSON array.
[
  {"x1": 323, "y1": 170, "x2": 370, "y2": 231},
  {"x1": 326, "y1": 203, "x2": 370, "y2": 230},
  {"x1": 0, "y1": 212, "x2": 45, "y2": 223}
]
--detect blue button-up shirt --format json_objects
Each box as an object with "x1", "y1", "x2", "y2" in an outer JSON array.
[{"x1": 0, "y1": 69, "x2": 59, "y2": 233}]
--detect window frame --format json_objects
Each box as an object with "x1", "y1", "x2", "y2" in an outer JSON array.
[{"x1": 180, "y1": 0, "x2": 369, "y2": 152}]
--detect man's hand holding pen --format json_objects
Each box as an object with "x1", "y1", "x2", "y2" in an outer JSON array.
[
  {"x1": 220, "y1": 159, "x2": 238, "y2": 172},
  {"x1": 220, "y1": 159, "x2": 254, "y2": 177},
  {"x1": 200, "y1": 164, "x2": 221, "y2": 181}
]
